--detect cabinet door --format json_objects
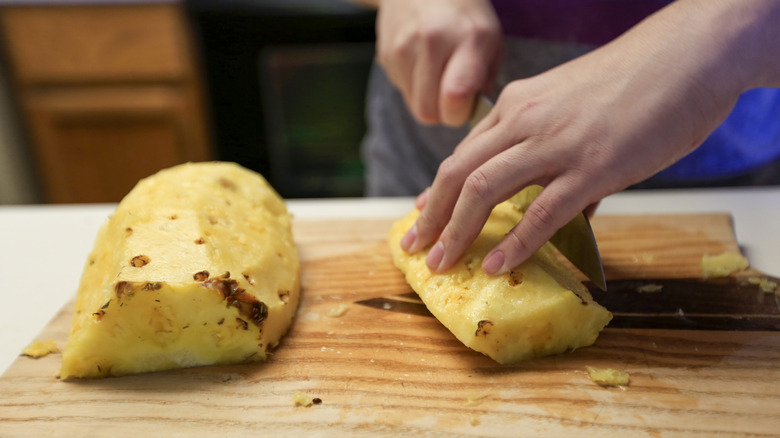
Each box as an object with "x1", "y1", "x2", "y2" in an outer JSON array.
[
  {"x1": 25, "y1": 86, "x2": 208, "y2": 203},
  {"x1": 1, "y1": 4, "x2": 189, "y2": 85}
]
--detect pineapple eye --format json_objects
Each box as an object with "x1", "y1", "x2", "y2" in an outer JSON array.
[
  {"x1": 218, "y1": 177, "x2": 238, "y2": 191},
  {"x1": 508, "y1": 271, "x2": 524, "y2": 286},
  {"x1": 475, "y1": 320, "x2": 494, "y2": 337},
  {"x1": 130, "y1": 255, "x2": 150, "y2": 267}
]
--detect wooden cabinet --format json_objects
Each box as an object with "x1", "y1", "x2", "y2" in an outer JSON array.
[{"x1": 0, "y1": 3, "x2": 211, "y2": 203}]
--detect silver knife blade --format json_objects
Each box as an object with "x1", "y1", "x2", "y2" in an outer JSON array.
[
  {"x1": 470, "y1": 95, "x2": 607, "y2": 290},
  {"x1": 355, "y1": 273, "x2": 780, "y2": 330}
]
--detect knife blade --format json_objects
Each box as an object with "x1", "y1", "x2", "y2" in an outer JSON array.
[
  {"x1": 470, "y1": 95, "x2": 607, "y2": 290},
  {"x1": 355, "y1": 274, "x2": 780, "y2": 331}
]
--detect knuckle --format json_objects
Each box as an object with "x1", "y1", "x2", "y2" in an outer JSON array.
[
  {"x1": 386, "y1": 38, "x2": 413, "y2": 63},
  {"x1": 436, "y1": 156, "x2": 462, "y2": 185},
  {"x1": 524, "y1": 200, "x2": 557, "y2": 233},
  {"x1": 440, "y1": 223, "x2": 464, "y2": 248},
  {"x1": 470, "y1": 21, "x2": 498, "y2": 42},
  {"x1": 415, "y1": 210, "x2": 445, "y2": 241},
  {"x1": 463, "y1": 169, "x2": 492, "y2": 201},
  {"x1": 504, "y1": 228, "x2": 533, "y2": 257},
  {"x1": 418, "y1": 24, "x2": 446, "y2": 49}
]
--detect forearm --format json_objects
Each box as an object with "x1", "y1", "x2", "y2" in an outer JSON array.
[{"x1": 627, "y1": 0, "x2": 780, "y2": 94}]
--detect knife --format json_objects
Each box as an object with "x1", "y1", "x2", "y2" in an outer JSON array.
[
  {"x1": 356, "y1": 274, "x2": 780, "y2": 331},
  {"x1": 470, "y1": 96, "x2": 607, "y2": 290}
]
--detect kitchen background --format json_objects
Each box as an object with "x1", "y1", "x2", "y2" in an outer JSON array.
[
  {"x1": 1, "y1": 0, "x2": 777, "y2": 205},
  {"x1": 0, "y1": 0, "x2": 375, "y2": 204}
]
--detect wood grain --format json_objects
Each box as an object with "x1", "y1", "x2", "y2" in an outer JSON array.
[
  {"x1": 1, "y1": 214, "x2": 778, "y2": 437},
  {"x1": 1, "y1": 5, "x2": 190, "y2": 84}
]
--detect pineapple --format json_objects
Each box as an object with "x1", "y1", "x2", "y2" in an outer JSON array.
[
  {"x1": 60, "y1": 162, "x2": 299, "y2": 379},
  {"x1": 388, "y1": 195, "x2": 611, "y2": 364}
]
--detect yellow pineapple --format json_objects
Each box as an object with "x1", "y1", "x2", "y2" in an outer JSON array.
[
  {"x1": 60, "y1": 162, "x2": 299, "y2": 379},
  {"x1": 388, "y1": 195, "x2": 611, "y2": 364}
]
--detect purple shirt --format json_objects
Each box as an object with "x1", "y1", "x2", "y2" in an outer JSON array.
[{"x1": 491, "y1": 0, "x2": 668, "y2": 45}]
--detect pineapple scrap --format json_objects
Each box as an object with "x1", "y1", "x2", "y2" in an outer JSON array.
[
  {"x1": 22, "y1": 339, "x2": 59, "y2": 358},
  {"x1": 637, "y1": 283, "x2": 663, "y2": 293},
  {"x1": 464, "y1": 393, "x2": 489, "y2": 407},
  {"x1": 586, "y1": 366, "x2": 630, "y2": 387},
  {"x1": 293, "y1": 392, "x2": 314, "y2": 407},
  {"x1": 748, "y1": 277, "x2": 778, "y2": 293},
  {"x1": 326, "y1": 302, "x2": 350, "y2": 318},
  {"x1": 293, "y1": 392, "x2": 322, "y2": 407},
  {"x1": 60, "y1": 162, "x2": 300, "y2": 379},
  {"x1": 701, "y1": 252, "x2": 749, "y2": 279},
  {"x1": 388, "y1": 191, "x2": 612, "y2": 365}
]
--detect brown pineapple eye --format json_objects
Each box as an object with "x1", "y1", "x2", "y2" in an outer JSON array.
[{"x1": 130, "y1": 255, "x2": 150, "y2": 267}]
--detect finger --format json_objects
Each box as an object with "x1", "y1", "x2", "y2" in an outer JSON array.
[
  {"x1": 483, "y1": 177, "x2": 591, "y2": 275},
  {"x1": 410, "y1": 35, "x2": 450, "y2": 124},
  {"x1": 427, "y1": 141, "x2": 549, "y2": 272},
  {"x1": 376, "y1": 27, "x2": 418, "y2": 112},
  {"x1": 438, "y1": 42, "x2": 488, "y2": 127},
  {"x1": 415, "y1": 188, "x2": 430, "y2": 210},
  {"x1": 401, "y1": 114, "x2": 504, "y2": 255}
]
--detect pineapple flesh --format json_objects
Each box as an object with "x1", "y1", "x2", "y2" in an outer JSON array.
[
  {"x1": 388, "y1": 195, "x2": 612, "y2": 364},
  {"x1": 60, "y1": 162, "x2": 300, "y2": 379}
]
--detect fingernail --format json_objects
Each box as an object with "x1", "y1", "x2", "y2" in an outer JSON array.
[
  {"x1": 482, "y1": 249, "x2": 507, "y2": 276},
  {"x1": 401, "y1": 224, "x2": 418, "y2": 252},
  {"x1": 426, "y1": 241, "x2": 445, "y2": 271}
]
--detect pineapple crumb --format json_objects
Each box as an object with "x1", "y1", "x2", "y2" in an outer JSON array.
[
  {"x1": 586, "y1": 366, "x2": 630, "y2": 387},
  {"x1": 293, "y1": 392, "x2": 314, "y2": 407},
  {"x1": 326, "y1": 302, "x2": 350, "y2": 318},
  {"x1": 637, "y1": 283, "x2": 663, "y2": 293},
  {"x1": 635, "y1": 253, "x2": 655, "y2": 264},
  {"x1": 468, "y1": 413, "x2": 480, "y2": 426},
  {"x1": 747, "y1": 277, "x2": 778, "y2": 293},
  {"x1": 464, "y1": 393, "x2": 489, "y2": 407},
  {"x1": 701, "y1": 252, "x2": 749, "y2": 279},
  {"x1": 22, "y1": 339, "x2": 59, "y2": 358}
]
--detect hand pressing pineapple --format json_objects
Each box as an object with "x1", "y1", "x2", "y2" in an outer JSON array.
[
  {"x1": 388, "y1": 195, "x2": 611, "y2": 364},
  {"x1": 60, "y1": 162, "x2": 299, "y2": 379}
]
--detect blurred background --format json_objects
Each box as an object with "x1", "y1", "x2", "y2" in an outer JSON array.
[
  {"x1": 0, "y1": 0, "x2": 375, "y2": 204},
  {"x1": 1, "y1": 0, "x2": 777, "y2": 205}
]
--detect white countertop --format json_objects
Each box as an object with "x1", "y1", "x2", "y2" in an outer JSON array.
[{"x1": 1, "y1": 187, "x2": 778, "y2": 375}]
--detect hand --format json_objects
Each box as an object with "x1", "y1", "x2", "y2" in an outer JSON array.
[
  {"x1": 375, "y1": 0, "x2": 502, "y2": 126},
  {"x1": 401, "y1": 0, "x2": 780, "y2": 275}
]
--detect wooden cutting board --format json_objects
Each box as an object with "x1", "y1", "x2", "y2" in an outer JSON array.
[{"x1": 2, "y1": 214, "x2": 779, "y2": 437}]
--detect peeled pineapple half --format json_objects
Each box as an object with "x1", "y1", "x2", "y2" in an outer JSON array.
[
  {"x1": 388, "y1": 196, "x2": 612, "y2": 364},
  {"x1": 60, "y1": 162, "x2": 300, "y2": 379}
]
